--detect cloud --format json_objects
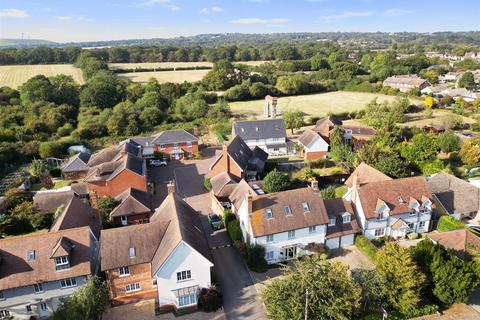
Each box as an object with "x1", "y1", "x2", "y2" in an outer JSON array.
[
  {"x1": 167, "y1": 4, "x2": 181, "y2": 11},
  {"x1": 0, "y1": 8, "x2": 29, "y2": 18},
  {"x1": 139, "y1": 0, "x2": 170, "y2": 7},
  {"x1": 384, "y1": 8, "x2": 413, "y2": 16},
  {"x1": 230, "y1": 18, "x2": 289, "y2": 25},
  {"x1": 320, "y1": 11, "x2": 373, "y2": 22},
  {"x1": 200, "y1": 6, "x2": 223, "y2": 14},
  {"x1": 56, "y1": 15, "x2": 93, "y2": 22},
  {"x1": 211, "y1": 6, "x2": 223, "y2": 12},
  {"x1": 56, "y1": 16, "x2": 72, "y2": 20}
]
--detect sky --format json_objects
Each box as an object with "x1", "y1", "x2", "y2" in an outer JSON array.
[{"x1": 0, "y1": 0, "x2": 479, "y2": 43}]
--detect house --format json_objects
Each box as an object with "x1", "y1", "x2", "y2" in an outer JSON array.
[
  {"x1": 61, "y1": 152, "x2": 91, "y2": 180},
  {"x1": 101, "y1": 190, "x2": 213, "y2": 313},
  {"x1": 110, "y1": 188, "x2": 152, "y2": 226},
  {"x1": 232, "y1": 119, "x2": 291, "y2": 155},
  {"x1": 427, "y1": 172, "x2": 480, "y2": 220},
  {"x1": 464, "y1": 52, "x2": 480, "y2": 60},
  {"x1": 209, "y1": 136, "x2": 268, "y2": 181},
  {"x1": 421, "y1": 85, "x2": 448, "y2": 95},
  {"x1": 440, "y1": 88, "x2": 478, "y2": 102},
  {"x1": 444, "y1": 71, "x2": 465, "y2": 82},
  {"x1": 382, "y1": 75, "x2": 428, "y2": 93},
  {"x1": 313, "y1": 117, "x2": 375, "y2": 148},
  {"x1": 148, "y1": 130, "x2": 199, "y2": 160},
  {"x1": 344, "y1": 175, "x2": 433, "y2": 240},
  {"x1": 297, "y1": 129, "x2": 329, "y2": 161},
  {"x1": 264, "y1": 95, "x2": 278, "y2": 118},
  {"x1": 324, "y1": 198, "x2": 361, "y2": 249},
  {"x1": 344, "y1": 162, "x2": 392, "y2": 189},
  {"x1": 209, "y1": 172, "x2": 237, "y2": 215},
  {"x1": 313, "y1": 115, "x2": 343, "y2": 140},
  {"x1": 228, "y1": 179, "x2": 259, "y2": 215},
  {"x1": 0, "y1": 227, "x2": 99, "y2": 319},
  {"x1": 428, "y1": 229, "x2": 480, "y2": 259}
]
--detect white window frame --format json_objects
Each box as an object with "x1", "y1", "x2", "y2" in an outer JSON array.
[
  {"x1": 152, "y1": 279, "x2": 157, "y2": 288},
  {"x1": 33, "y1": 283, "x2": 43, "y2": 293},
  {"x1": 121, "y1": 215, "x2": 128, "y2": 225},
  {"x1": 419, "y1": 221, "x2": 426, "y2": 228},
  {"x1": 283, "y1": 206, "x2": 292, "y2": 216},
  {"x1": 159, "y1": 144, "x2": 166, "y2": 149},
  {"x1": 374, "y1": 228, "x2": 386, "y2": 237},
  {"x1": 342, "y1": 213, "x2": 351, "y2": 224},
  {"x1": 287, "y1": 230, "x2": 295, "y2": 239},
  {"x1": 40, "y1": 303, "x2": 47, "y2": 311},
  {"x1": 27, "y1": 250, "x2": 35, "y2": 261},
  {"x1": 266, "y1": 234, "x2": 274, "y2": 243},
  {"x1": 186, "y1": 141, "x2": 192, "y2": 147},
  {"x1": 265, "y1": 208, "x2": 273, "y2": 219},
  {"x1": 328, "y1": 218, "x2": 336, "y2": 226},
  {"x1": 266, "y1": 251, "x2": 274, "y2": 260},
  {"x1": 0, "y1": 310, "x2": 11, "y2": 317},
  {"x1": 26, "y1": 305, "x2": 32, "y2": 312},
  {"x1": 308, "y1": 226, "x2": 316, "y2": 233},
  {"x1": 176, "y1": 270, "x2": 192, "y2": 282},
  {"x1": 60, "y1": 278, "x2": 77, "y2": 288},
  {"x1": 55, "y1": 256, "x2": 70, "y2": 270},
  {"x1": 119, "y1": 266, "x2": 130, "y2": 277},
  {"x1": 129, "y1": 247, "x2": 136, "y2": 258},
  {"x1": 125, "y1": 283, "x2": 141, "y2": 293},
  {"x1": 407, "y1": 222, "x2": 415, "y2": 230},
  {"x1": 302, "y1": 202, "x2": 310, "y2": 213},
  {"x1": 177, "y1": 293, "x2": 197, "y2": 307}
]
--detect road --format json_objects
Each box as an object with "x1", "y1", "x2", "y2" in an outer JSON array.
[{"x1": 150, "y1": 148, "x2": 267, "y2": 320}]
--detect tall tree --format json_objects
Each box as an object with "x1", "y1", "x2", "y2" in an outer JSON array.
[
  {"x1": 263, "y1": 169, "x2": 290, "y2": 193},
  {"x1": 282, "y1": 109, "x2": 303, "y2": 134}
]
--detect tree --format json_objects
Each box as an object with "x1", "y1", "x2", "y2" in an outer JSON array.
[
  {"x1": 49, "y1": 74, "x2": 80, "y2": 106},
  {"x1": 352, "y1": 269, "x2": 387, "y2": 313},
  {"x1": 39, "y1": 141, "x2": 63, "y2": 159},
  {"x1": 53, "y1": 276, "x2": 109, "y2": 320},
  {"x1": 282, "y1": 109, "x2": 303, "y2": 134},
  {"x1": 80, "y1": 71, "x2": 126, "y2": 109},
  {"x1": 460, "y1": 137, "x2": 480, "y2": 165},
  {"x1": 458, "y1": 72, "x2": 475, "y2": 90},
  {"x1": 263, "y1": 169, "x2": 290, "y2": 193},
  {"x1": 437, "y1": 130, "x2": 461, "y2": 153},
  {"x1": 374, "y1": 152, "x2": 409, "y2": 178},
  {"x1": 97, "y1": 196, "x2": 118, "y2": 228},
  {"x1": 262, "y1": 256, "x2": 360, "y2": 320},
  {"x1": 329, "y1": 127, "x2": 353, "y2": 164},
  {"x1": 424, "y1": 96, "x2": 435, "y2": 109},
  {"x1": 19, "y1": 75, "x2": 54, "y2": 105},
  {"x1": 376, "y1": 242, "x2": 426, "y2": 313},
  {"x1": 29, "y1": 159, "x2": 48, "y2": 177},
  {"x1": 174, "y1": 93, "x2": 209, "y2": 121},
  {"x1": 400, "y1": 132, "x2": 438, "y2": 165}
]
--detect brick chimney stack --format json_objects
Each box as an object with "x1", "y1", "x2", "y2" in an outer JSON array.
[
  {"x1": 167, "y1": 181, "x2": 176, "y2": 194},
  {"x1": 247, "y1": 193, "x2": 253, "y2": 213},
  {"x1": 311, "y1": 180, "x2": 319, "y2": 191}
]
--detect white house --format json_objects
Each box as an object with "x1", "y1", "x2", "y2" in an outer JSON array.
[
  {"x1": 101, "y1": 190, "x2": 213, "y2": 312},
  {"x1": 297, "y1": 128, "x2": 329, "y2": 161},
  {"x1": 0, "y1": 227, "x2": 99, "y2": 319}
]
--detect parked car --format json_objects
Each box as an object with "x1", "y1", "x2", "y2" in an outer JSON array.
[
  {"x1": 467, "y1": 224, "x2": 480, "y2": 233},
  {"x1": 150, "y1": 159, "x2": 167, "y2": 167},
  {"x1": 208, "y1": 213, "x2": 224, "y2": 230}
]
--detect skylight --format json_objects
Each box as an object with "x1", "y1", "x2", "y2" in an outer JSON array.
[
  {"x1": 129, "y1": 247, "x2": 136, "y2": 258},
  {"x1": 284, "y1": 206, "x2": 292, "y2": 216},
  {"x1": 265, "y1": 208, "x2": 273, "y2": 219}
]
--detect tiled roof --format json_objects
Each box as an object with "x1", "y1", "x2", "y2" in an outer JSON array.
[
  {"x1": 250, "y1": 188, "x2": 329, "y2": 237},
  {"x1": 324, "y1": 198, "x2": 360, "y2": 239},
  {"x1": 0, "y1": 227, "x2": 95, "y2": 290},
  {"x1": 151, "y1": 129, "x2": 198, "y2": 145},
  {"x1": 86, "y1": 153, "x2": 144, "y2": 182},
  {"x1": 233, "y1": 119, "x2": 287, "y2": 141},
  {"x1": 210, "y1": 172, "x2": 236, "y2": 197},
  {"x1": 298, "y1": 129, "x2": 322, "y2": 148},
  {"x1": 345, "y1": 162, "x2": 392, "y2": 188},
  {"x1": 110, "y1": 188, "x2": 152, "y2": 218},
  {"x1": 315, "y1": 116, "x2": 342, "y2": 128},
  {"x1": 383, "y1": 75, "x2": 427, "y2": 86},
  {"x1": 228, "y1": 179, "x2": 257, "y2": 210},
  {"x1": 61, "y1": 152, "x2": 91, "y2": 173},
  {"x1": 343, "y1": 125, "x2": 376, "y2": 137},
  {"x1": 357, "y1": 176, "x2": 433, "y2": 219},
  {"x1": 70, "y1": 182, "x2": 89, "y2": 196},
  {"x1": 429, "y1": 229, "x2": 480, "y2": 259},
  {"x1": 33, "y1": 191, "x2": 75, "y2": 213}
]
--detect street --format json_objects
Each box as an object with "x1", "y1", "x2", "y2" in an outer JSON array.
[{"x1": 150, "y1": 148, "x2": 267, "y2": 320}]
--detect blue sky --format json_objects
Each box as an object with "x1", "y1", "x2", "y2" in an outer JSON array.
[{"x1": 0, "y1": 0, "x2": 479, "y2": 42}]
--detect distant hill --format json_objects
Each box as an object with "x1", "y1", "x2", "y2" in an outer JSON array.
[{"x1": 0, "y1": 39, "x2": 58, "y2": 48}]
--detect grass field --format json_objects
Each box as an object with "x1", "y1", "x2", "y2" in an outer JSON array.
[
  {"x1": 117, "y1": 69, "x2": 210, "y2": 83},
  {"x1": 0, "y1": 64, "x2": 84, "y2": 88},
  {"x1": 109, "y1": 60, "x2": 267, "y2": 70},
  {"x1": 229, "y1": 91, "x2": 420, "y2": 118}
]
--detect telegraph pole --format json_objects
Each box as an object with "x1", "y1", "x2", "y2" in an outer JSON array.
[{"x1": 304, "y1": 289, "x2": 308, "y2": 320}]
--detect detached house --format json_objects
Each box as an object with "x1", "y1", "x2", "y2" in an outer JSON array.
[
  {"x1": 297, "y1": 129, "x2": 329, "y2": 161},
  {"x1": 101, "y1": 190, "x2": 213, "y2": 312},
  {"x1": 110, "y1": 187, "x2": 152, "y2": 226},
  {"x1": 382, "y1": 75, "x2": 428, "y2": 93},
  {"x1": 209, "y1": 136, "x2": 268, "y2": 181},
  {"x1": 61, "y1": 152, "x2": 91, "y2": 180},
  {"x1": 313, "y1": 116, "x2": 375, "y2": 149},
  {"x1": 0, "y1": 227, "x2": 99, "y2": 319},
  {"x1": 345, "y1": 175, "x2": 433, "y2": 240},
  {"x1": 232, "y1": 119, "x2": 291, "y2": 155}
]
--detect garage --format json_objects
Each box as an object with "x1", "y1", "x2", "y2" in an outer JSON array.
[
  {"x1": 326, "y1": 234, "x2": 355, "y2": 249},
  {"x1": 326, "y1": 237, "x2": 340, "y2": 249}
]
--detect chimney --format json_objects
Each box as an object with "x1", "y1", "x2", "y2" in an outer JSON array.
[
  {"x1": 311, "y1": 180, "x2": 319, "y2": 191},
  {"x1": 167, "y1": 181, "x2": 176, "y2": 194},
  {"x1": 351, "y1": 175, "x2": 359, "y2": 204},
  {"x1": 247, "y1": 193, "x2": 253, "y2": 213}
]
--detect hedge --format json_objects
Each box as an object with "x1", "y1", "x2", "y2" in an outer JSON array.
[
  {"x1": 203, "y1": 178, "x2": 212, "y2": 191},
  {"x1": 437, "y1": 215, "x2": 465, "y2": 232},
  {"x1": 227, "y1": 219, "x2": 242, "y2": 242},
  {"x1": 355, "y1": 235, "x2": 377, "y2": 260}
]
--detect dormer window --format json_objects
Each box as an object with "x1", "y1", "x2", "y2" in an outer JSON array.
[
  {"x1": 255, "y1": 127, "x2": 258, "y2": 131},
  {"x1": 328, "y1": 217, "x2": 336, "y2": 226},
  {"x1": 129, "y1": 247, "x2": 136, "y2": 258},
  {"x1": 33, "y1": 283, "x2": 43, "y2": 293},
  {"x1": 55, "y1": 256, "x2": 70, "y2": 271},
  {"x1": 342, "y1": 212, "x2": 351, "y2": 224},
  {"x1": 241, "y1": 128, "x2": 245, "y2": 132},
  {"x1": 265, "y1": 209, "x2": 273, "y2": 219},
  {"x1": 27, "y1": 250, "x2": 35, "y2": 261},
  {"x1": 284, "y1": 206, "x2": 292, "y2": 216},
  {"x1": 302, "y1": 202, "x2": 310, "y2": 213}
]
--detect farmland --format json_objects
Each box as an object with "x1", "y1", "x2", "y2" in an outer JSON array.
[
  {"x1": 117, "y1": 69, "x2": 210, "y2": 84},
  {"x1": 0, "y1": 64, "x2": 84, "y2": 88},
  {"x1": 108, "y1": 60, "x2": 267, "y2": 70},
  {"x1": 229, "y1": 91, "x2": 421, "y2": 118}
]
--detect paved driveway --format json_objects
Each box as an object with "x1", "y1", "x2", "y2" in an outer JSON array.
[
  {"x1": 330, "y1": 246, "x2": 375, "y2": 270},
  {"x1": 150, "y1": 149, "x2": 266, "y2": 320}
]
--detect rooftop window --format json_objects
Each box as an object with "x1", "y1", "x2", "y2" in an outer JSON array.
[
  {"x1": 265, "y1": 208, "x2": 273, "y2": 219},
  {"x1": 129, "y1": 247, "x2": 136, "y2": 258},
  {"x1": 27, "y1": 250, "x2": 35, "y2": 261},
  {"x1": 283, "y1": 206, "x2": 292, "y2": 216},
  {"x1": 302, "y1": 202, "x2": 310, "y2": 213},
  {"x1": 55, "y1": 256, "x2": 70, "y2": 271}
]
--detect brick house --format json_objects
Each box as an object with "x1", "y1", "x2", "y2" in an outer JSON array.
[
  {"x1": 297, "y1": 128, "x2": 329, "y2": 161},
  {"x1": 313, "y1": 116, "x2": 376, "y2": 149},
  {"x1": 101, "y1": 190, "x2": 213, "y2": 312},
  {"x1": 61, "y1": 152, "x2": 91, "y2": 180},
  {"x1": 382, "y1": 75, "x2": 429, "y2": 93},
  {"x1": 110, "y1": 188, "x2": 152, "y2": 226},
  {"x1": 209, "y1": 135, "x2": 268, "y2": 181}
]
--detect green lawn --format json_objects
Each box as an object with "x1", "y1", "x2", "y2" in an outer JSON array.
[{"x1": 229, "y1": 91, "x2": 420, "y2": 118}]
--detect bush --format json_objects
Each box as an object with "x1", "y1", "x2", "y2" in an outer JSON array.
[
  {"x1": 227, "y1": 219, "x2": 242, "y2": 242},
  {"x1": 0, "y1": 214, "x2": 33, "y2": 236},
  {"x1": 247, "y1": 244, "x2": 268, "y2": 272},
  {"x1": 263, "y1": 169, "x2": 290, "y2": 193},
  {"x1": 407, "y1": 232, "x2": 419, "y2": 240},
  {"x1": 437, "y1": 215, "x2": 465, "y2": 232},
  {"x1": 197, "y1": 287, "x2": 223, "y2": 312},
  {"x1": 49, "y1": 167, "x2": 62, "y2": 178},
  {"x1": 153, "y1": 151, "x2": 164, "y2": 159},
  {"x1": 31, "y1": 212, "x2": 54, "y2": 229},
  {"x1": 355, "y1": 235, "x2": 377, "y2": 260},
  {"x1": 223, "y1": 209, "x2": 234, "y2": 226},
  {"x1": 203, "y1": 177, "x2": 212, "y2": 191}
]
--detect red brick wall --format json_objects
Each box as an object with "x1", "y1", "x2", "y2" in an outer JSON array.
[
  {"x1": 154, "y1": 142, "x2": 199, "y2": 159},
  {"x1": 105, "y1": 263, "x2": 157, "y2": 305},
  {"x1": 88, "y1": 170, "x2": 147, "y2": 199},
  {"x1": 112, "y1": 213, "x2": 150, "y2": 226},
  {"x1": 210, "y1": 154, "x2": 243, "y2": 181},
  {"x1": 305, "y1": 151, "x2": 327, "y2": 161}
]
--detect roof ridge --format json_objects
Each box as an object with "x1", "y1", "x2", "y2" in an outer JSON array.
[
  {"x1": 49, "y1": 195, "x2": 75, "y2": 231},
  {"x1": 0, "y1": 226, "x2": 91, "y2": 242}
]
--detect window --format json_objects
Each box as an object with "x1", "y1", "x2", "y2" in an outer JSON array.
[
  {"x1": 302, "y1": 202, "x2": 310, "y2": 213},
  {"x1": 309, "y1": 226, "x2": 316, "y2": 233},
  {"x1": 328, "y1": 218, "x2": 336, "y2": 226},
  {"x1": 177, "y1": 270, "x2": 192, "y2": 282},
  {"x1": 40, "y1": 303, "x2": 47, "y2": 311},
  {"x1": 265, "y1": 208, "x2": 273, "y2": 219},
  {"x1": 407, "y1": 222, "x2": 414, "y2": 230},
  {"x1": 419, "y1": 221, "x2": 426, "y2": 228},
  {"x1": 119, "y1": 266, "x2": 130, "y2": 277},
  {"x1": 0, "y1": 292, "x2": 4, "y2": 300},
  {"x1": 27, "y1": 250, "x2": 35, "y2": 261},
  {"x1": 266, "y1": 251, "x2": 274, "y2": 260},
  {"x1": 287, "y1": 230, "x2": 295, "y2": 239},
  {"x1": 60, "y1": 278, "x2": 77, "y2": 288},
  {"x1": 159, "y1": 144, "x2": 165, "y2": 149},
  {"x1": 178, "y1": 293, "x2": 197, "y2": 307},
  {"x1": 33, "y1": 283, "x2": 43, "y2": 293},
  {"x1": 266, "y1": 234, "x2": 274, "y2": 242},
  {"x1": 283, "y1": 206, "x2": 292, "y2": 216},
  {"x1": 186, "y1": 141, "x2": 192, "y2": 147},
  {"x1": 125, "y1": 283, "x2": 141, "y2": 293},
  {"x1": 129, "y1": 247, "x2": 136, "y2": 258},
  {"x1": 342, "y1": 213, "x2": 351, "y2": 224},
  {"x1": 186, "y1": 152, "x2": 192, "y2": 158},
  {"x1": 55, "y1": 256, "x2": 70, "y2": 271},
  {"x1": 173, "y1": 143, "x2": 179, "y2": 148},
  {"x1": 26, "y1": 305, "x2": 32, "y2": 312},
  {"x1": 152, "y1": 279, "x2": 157, "y2": 288},
  {"x1": 121, "y1": 215, "x2": 128, "y2": 225},
  {"x1": 374, "y1": 228, "x2": 386, "y2": 237},
  {"x1": 0, "y1": 310, "x2": 10, "y2": 317}
]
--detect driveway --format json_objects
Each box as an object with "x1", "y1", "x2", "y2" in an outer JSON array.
[
  {"x1": 150, "y1": 148, "x2": 267, "y2": 320},
  {"x1": 330, "y1": 246, "x2": 375, "y2": 270}
]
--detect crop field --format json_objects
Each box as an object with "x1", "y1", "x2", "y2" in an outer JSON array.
[
  {"x1": 109, "y1": 60, "x2": 268, "y2": 70},
  {"x1": 117, "y1": 69, "x2": 210, "y2": 83},
  {"x1": 0, "y1": 64, "x2": 84, "y2": 88},
  {"x1": 229, "y1": 91, "x2": 420, "y2": 118}
]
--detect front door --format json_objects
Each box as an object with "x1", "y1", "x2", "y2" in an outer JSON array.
[
  {"x1": 283, "y1": 246, "x2": 297, "y2": 260},
  {"x1": 39, "y1": 302, "x2": 49, "y2": 318}
]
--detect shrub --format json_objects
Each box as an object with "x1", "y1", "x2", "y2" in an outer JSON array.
[
  {"x1": 49, "y1": 167, "x2": 62, "y2": 178},
  {"x1": 153, "y1": 151, "x2": 164, "y2": 159},
  {"x1": 0, "y1": 214, "x2": 33, "y2": 236},
  {"x1": 203, "y1": 177, "x2": 212, "y2": 191},
  {"x1": 234, "y1": 240, "x2": 248, "y2": 258},
  {"x1": 355, "y1": 235, "x2": 377, "y2": 260},
  {"x1": 320, "y1": 185, "x2": 336, "y2": 199},
  {"x1": 223, "y1": 209, "x2": 235, "y2": 226},
  {"x1": 197, "y1": 287, "x2": 223, "y2": 312},
  {"x1": 407, "y1": 232, "x2": 419, "y2": 240},
  {"x1": 31, "y1": 212, "x2": 54, "y2": 229},
  {"x1": 263, "y1": 169, "x2": 290, "y2": 193},
  {"x1": 247, "y1": 244, "x2": 268, "y2": 272},
  {"x1": 227, "y1": 219, "x2": 242, "y2": 242},
  {"x1": 437, "y1": 215, "x2": 465, "y2": 232}
]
